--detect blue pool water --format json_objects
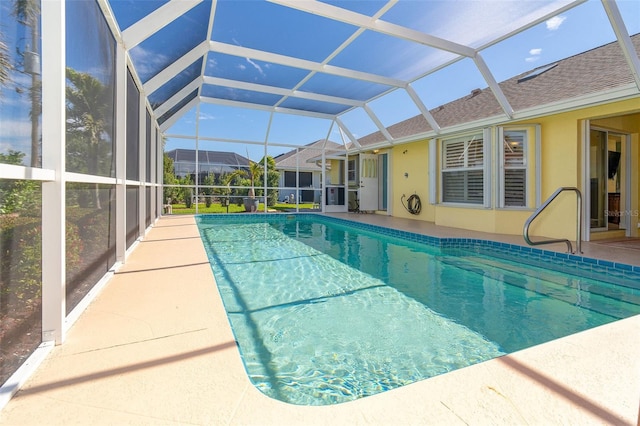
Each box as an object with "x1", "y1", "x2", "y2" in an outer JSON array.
[{"x1": 196, "y1": 214, "x2": 640, "y2": 406}]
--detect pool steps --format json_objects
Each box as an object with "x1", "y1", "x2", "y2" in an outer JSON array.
[{"x1": 196, "y1": 213, "x2": 640, "y2": 286}]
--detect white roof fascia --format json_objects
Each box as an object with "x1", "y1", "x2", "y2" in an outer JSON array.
[
  {"x1": 335, "y1": 117, "x2": 361, "y2": 148},
  {"x1": 363, "y1": 104, "x2": 394, "y2": 143},
  {"x1": 511, "y1": 84, "x2": 640, "y2": 121},
  {"x1": 307, "y1": 155, "x2": 347, "y2": 163},
  {"x1": 405, "y1": 84, "x2": 441, "y2": 133},
  {"x1": 122, "y1": 0, "x2": 203, "y2": 50},
  {"x1": 144, "y1": 41, "x2": 208, "y2": 95},
  {"x1": 473, "y1": 53, "x2": 514, "y2": 118},
  {"x1": 601, "y1": 0, "x2": 640, "y2": 91},
  {"x1": 209, "y1": 41, "x2": 405, "y2": 88},
  {"x1": 271, "y1": 0, "x2": 475, "y2": 57},
  {"x1": 306, "y1": 148, "x2": 349, "y2": 162},
  {"x1": 385, "y1": 85, "x2": 640, "y2": 147},
  {"x1": 356, "y1": 140, "x2": 396, "y2": 152},
  {"x1": 159, "y1": 96, "x2": 199, "y2": 132},
  {"x1": 155, "y1": 77, "x2": 202, "y2": 117}
]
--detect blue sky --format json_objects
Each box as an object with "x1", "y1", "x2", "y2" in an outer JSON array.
[
  {"x1": 1, "y1": 0, "x2": 639, "y2": 165},
  {"x1": 164, "y1": 0, "x2": 640, "y2": 160}
]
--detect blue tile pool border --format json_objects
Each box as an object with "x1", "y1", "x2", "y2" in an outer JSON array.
[{"x1": 195, "y1": 213, "x2": 640, "y2": 286}]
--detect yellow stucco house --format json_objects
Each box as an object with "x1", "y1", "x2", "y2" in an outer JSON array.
[{"x1": 323, "y1": 35, "x2": 640, "y2": 244}]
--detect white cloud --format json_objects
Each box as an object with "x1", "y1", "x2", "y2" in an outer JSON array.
[
  {"x1": 525, "y1": 47, "x2": 542, "y2": 63},
  {"x1": 198, "y1": 112, "x2": 218, "y2": 121},
  {"x1": 546, "y1": 16, "x2": 566, "y2": 31},
  {"x1": 0, "y1": 141, "x2": 15, "y2": 153},
  {"x1": 0, "y1": 120, "x2": 31, "y2": 138},
  {"x1": 245, "y1": 58, "x2": 265, "y2": 77},
  {"x1": 0, "y1": 119, "x2": 32, "y2": 156},
  {"x1": 129, "y1": 47, "x2": 170, "y2": 80}
]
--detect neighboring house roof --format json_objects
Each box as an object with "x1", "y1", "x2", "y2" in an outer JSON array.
[
  {"x1": 358, "y1": 34, "x2": 640, "y2": 147},
  {"x1": 274, "y1": 140, "x2": 343, "y2": 171},
  {"x1": 165, "y1": 149, "x2": 250, "y2": 168}
]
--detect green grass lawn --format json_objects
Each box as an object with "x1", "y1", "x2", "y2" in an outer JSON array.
[{"x1": 168, "y1": 202, "x2": 316, "y2": 215}]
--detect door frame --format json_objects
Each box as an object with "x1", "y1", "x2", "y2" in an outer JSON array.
[
  {"x1": 583, "y1": 120, "x2": 631, "y2": 240},
  {"x1": 359, "y1": 153, "x2": 379, "y2": 212}
]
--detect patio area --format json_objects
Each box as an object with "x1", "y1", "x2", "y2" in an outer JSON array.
[{"x1": 0, "y1": 214, "x2": 638, "y2": 425}]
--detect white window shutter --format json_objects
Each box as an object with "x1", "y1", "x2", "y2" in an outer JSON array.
[
  {"x1": 429, "y1": 139, "x2": 436, "y2": 205},
  {"x1": 442, "y1": 133, "x2": 484, "y2": 205},
  {"x1": 501, "y1": 129, "x2": 528, "y2": 207},
  {"x1": 483, "y1": 128, "x2": 491, "y2": 208}
]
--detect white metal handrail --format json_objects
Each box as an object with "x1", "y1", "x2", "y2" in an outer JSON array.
[{"x1": 523, "y1": 187, "x2": 583, "y2": 254}]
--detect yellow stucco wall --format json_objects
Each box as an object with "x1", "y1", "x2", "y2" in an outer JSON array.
[
  {"x1": 386, "y1": 97, "x2": 640, "y2": 240},
  {"x1": 390, "y1": 140, "x2": 433, "y2": 221},
  {"x1": 531, "y1": 100, "x2": 640, "y2": 240},
  {"x1": 328, "y1": 159, "x2": 342, "y2": 185}
]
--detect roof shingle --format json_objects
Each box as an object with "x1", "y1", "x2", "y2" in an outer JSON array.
[{"x1": 358, "y1": 34, "x2": 640, "y2": 147}]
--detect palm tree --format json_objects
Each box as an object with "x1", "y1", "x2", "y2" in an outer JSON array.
[
  {"x1": 247, "y1": 160, "x2": 263, "y2": 198},
  {"x1": 66, "y1": 68, "x2": 110, "y2": 208},
  {"x1": 0, "y1": 39, "x2": 11, "y2": 86},
  {"x1": 221, "y1": 156, "x2": 276, "y2": 210},
  {"x1": 13, "y1": 0, "x2": 41, "y2": 168}
]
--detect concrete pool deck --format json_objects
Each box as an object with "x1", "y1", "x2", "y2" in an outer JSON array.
[{"x1": 0, "y1": 214, "x2": 638, "y2": 425}]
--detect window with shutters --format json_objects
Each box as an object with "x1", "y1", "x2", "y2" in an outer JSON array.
[
  {"x1": 441, "y1": 133, "x2": 484, "y2": 204},
  {"x1": 501, "y1": 129, "x2": 527, "y2": 207}
]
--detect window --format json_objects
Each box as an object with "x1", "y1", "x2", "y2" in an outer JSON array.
[
  {"x1": 501, "y1": 130, "x2": 527, "y2": 207},
  {"x1": 441, "y1": 133, "x2": 484, "y2": 204},
  {"x1": 284, "y1": 171, "x2": 312, "y2": 187},
  {"x1": 348, "y1": 159, "x2": 356, "y2": 183},
  {"x1": 126, "y1": 69, "x2": 140, "y2": 181},
  {"x1": 65, "y1": 0, "x2": 116, "y2": 177}
]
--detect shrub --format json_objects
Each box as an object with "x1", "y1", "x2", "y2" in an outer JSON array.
[
  {"x1": 0, "y1": 216, "x2": 83, "y2": 301},
  {"x1": 184, "y1": 189, "x2": 192, "y2": 208}
]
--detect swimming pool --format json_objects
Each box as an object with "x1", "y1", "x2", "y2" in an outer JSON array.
[{"x1": 196, "y1": 214, "x2": 640, "y2": 406}]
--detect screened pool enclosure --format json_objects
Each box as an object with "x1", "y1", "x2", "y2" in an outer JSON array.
[{"x1": 1, "y1": 0, "x2": 639, "y2": 407}]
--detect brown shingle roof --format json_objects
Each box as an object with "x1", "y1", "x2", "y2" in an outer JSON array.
[{"x1": 358, "y1": 34, "x2": 640, "y2": 147}]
